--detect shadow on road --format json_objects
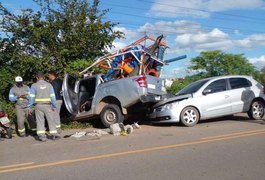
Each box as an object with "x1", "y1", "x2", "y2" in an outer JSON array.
[{"x1": 141, "y1": 113, "x2": 265, "y2": 127}]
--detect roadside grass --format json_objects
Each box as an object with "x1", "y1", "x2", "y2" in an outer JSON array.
[{"x1": 61, "y1": 121, "x2": 92, "y2": 130}]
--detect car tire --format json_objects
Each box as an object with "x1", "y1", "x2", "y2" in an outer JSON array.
[
  {"x1": 247, "y1": 101, "x2": 265, "y2": 120},
  {"x1": 100, "y1": 104, "x2": 124, "y2": 128},
  {"x1": 180, "y1": 106, "x2": 200, "y2": 127}
]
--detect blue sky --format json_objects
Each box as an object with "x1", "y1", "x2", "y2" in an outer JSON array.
[{"x1": 1, "y1": 0, "x2": 265, "y2": 78}]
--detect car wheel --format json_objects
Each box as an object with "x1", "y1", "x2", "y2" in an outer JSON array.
[
  {"x1": 100, "y1": 104, "x2": 124, "y2": 128},
  {"x1": 248, "y1": 101, "x2": 265, "y2": 120},
  {"x1": 180, "y1": 107, "x2": 200, "y2": 127}
]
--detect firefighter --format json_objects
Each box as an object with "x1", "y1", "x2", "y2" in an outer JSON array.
[
  {"x1": 9, "y1": 76, "x2": 33, "y2": 137},
  {"x1": 48, "y1": 71, "x2": 62, "y2": 132},
  {"x1": 28, "y1": 72, "x2": 60, "y2": 142}
]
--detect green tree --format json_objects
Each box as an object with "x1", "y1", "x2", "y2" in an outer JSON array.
[
  {"x1": 0, "y1": 0, "x2": 123, "y2": 121},
  {"x1": 168, "y1": 51, "x2": 262, "y2": 94},
  {"x1": 189, "y1": 50, "x2": 259, "y2": 78}
]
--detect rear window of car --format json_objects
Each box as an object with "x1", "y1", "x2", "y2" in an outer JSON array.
[{"x1": 229, "y1": 78, "x2": 252, "y2": 89}]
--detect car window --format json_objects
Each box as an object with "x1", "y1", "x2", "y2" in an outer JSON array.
[
  {"x1": 229, "y1": 78, "x2": 252, "y2": 89},
  {"x1": 204, "y1": 79, "x2": 227, "y2": 94},
  {"x1": 177, "y1": 79, "x2": 209, "y2": 96}
]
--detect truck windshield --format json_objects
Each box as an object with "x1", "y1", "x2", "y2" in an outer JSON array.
[{"x1": 176, "y1": 79, "x2": 209, "y2": 96}]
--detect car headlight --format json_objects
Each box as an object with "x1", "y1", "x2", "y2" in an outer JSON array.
[{"x1": 160, "y1": 102, "x2": 179, "y2": 111}]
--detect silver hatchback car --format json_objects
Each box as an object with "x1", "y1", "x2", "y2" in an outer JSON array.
[{"x1": 149, "y1": 75, "x2": 265, "y2": 126}]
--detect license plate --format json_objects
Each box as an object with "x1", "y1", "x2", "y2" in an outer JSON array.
[{"x1": 0, "y1": 117, "x2": 10, "y2": 124}]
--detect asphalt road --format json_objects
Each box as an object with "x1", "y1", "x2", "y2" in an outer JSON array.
[{"x1": 1, "y1": 113, "x2": 265, "y2": 180}]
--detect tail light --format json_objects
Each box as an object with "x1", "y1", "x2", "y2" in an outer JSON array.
[
  {"x1": 0, "y1": 112, "x2": 6, "y2": 118},
  {"x1": 135, "y1": 76, "x2": 147, "y2": 88}
]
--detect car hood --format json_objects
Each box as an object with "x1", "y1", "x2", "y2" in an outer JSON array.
[{"x1": 154, "y1": 94, "x2": 192, "y2": 108}]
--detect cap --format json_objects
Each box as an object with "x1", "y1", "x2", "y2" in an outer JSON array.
[{"x1": 15, "y1": 76, "x2": 23, "y2": 82}]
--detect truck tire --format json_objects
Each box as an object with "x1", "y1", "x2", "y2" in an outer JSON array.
[{"x1": 100, "y1": 104, "x2": 124, "y2": 127}]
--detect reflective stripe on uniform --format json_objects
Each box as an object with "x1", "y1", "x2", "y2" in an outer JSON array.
[
  {"x1": 49, "y1": 130, "x2": 58, "y2": 134},
  {"x1": 50, "y1": 93, "x2": 55, "y2": 97},
  {"x1": 35, "y1": 98, "x2": 51, "y2": 102},
  {"x1": 18, "y1": 128, "x2": 25, "y2": 133},
  {"x1": 30, "y1": 94, "x2": 35, "y2": 97},
  {"x1": 56, "y1": 125, "x2": 61, "y2": 128},
  {"x1": 9, "y1": 94, "x2": 15, "y2": 97},
  {"x1": 31, "y1": 128, "x2": 37, "y2": 131},
  {"x1": 37, "y1": 130, "x2": 46, "y2": 134}
]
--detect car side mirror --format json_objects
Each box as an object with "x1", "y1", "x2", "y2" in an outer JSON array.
[{"x1": 203, "y1": 89, "x2": 211, "y2": 95}]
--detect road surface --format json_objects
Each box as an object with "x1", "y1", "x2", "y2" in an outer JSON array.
[{"x1": 1, "y1": 114, "x2": 265, "y2": 180}]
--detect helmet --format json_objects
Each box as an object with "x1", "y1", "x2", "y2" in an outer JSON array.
[{"x1": 15, "y1": 76, "x2": 23, "y2": 82}]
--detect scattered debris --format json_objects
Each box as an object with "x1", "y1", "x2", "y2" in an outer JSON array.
[
  {"x1": 64, "y1": 122, "x2": 141, "y2": 139},
  {"x1": 132, "y1": 122, "x2": 141, "y2": 129},
  {"x1": 110, "y1": 122, "x2": 141, "y2": 136},
  {"x1": 86, "y1": 129, "x2": 109, "y2": 137},
  {"x1": 110, "y1": 123, "x2": 122, "y2": 136},
  {"x1": 70, "y1": 132, "x2": 87, "y2": 138},
  {"x1": 125, "y1": 125, "x2": 133, "y2": 134}
]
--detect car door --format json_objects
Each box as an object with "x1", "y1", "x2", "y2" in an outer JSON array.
[
  {"x1": 228, "y1": 77, "x2": 254, "y2": 112},
  {"x1": 200, "y1": 79, "x2": 232, "y2": 118},
  {"x1": 62, "y1": 74, "x2": 79, "y2": 115}
]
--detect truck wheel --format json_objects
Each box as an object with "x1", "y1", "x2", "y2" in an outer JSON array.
[
  {"x1": 100, "y1": 104, "x2": 124, "y2": 127},
  {"x1": 248, "y1": 101, "x2": 264, "y2": 120}
]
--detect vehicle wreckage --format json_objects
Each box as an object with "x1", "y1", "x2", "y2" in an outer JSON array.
[{"x1": 62, "y1": 35, "x2": 186, "y2": 127}]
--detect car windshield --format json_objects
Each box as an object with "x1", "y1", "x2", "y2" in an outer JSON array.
[{"x1": 176, "y1": 79, "x2": 209, "y2": 96}]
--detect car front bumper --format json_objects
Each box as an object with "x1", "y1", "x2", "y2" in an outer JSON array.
[{"x1": 149, "y1": 108, "x2": 180, "y2": 123}]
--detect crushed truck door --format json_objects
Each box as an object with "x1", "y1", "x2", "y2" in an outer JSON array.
[{"x1": 62, "y1": 74, "x2": 79, "y2": 115}]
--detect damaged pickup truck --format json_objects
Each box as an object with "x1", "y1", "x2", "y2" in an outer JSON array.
[
  {"x1": 62, "y1": 74, "x2": 166, "y2": 127},
  {"x1": 61, "y1": 34, "x2": 186, "y2": 127}
]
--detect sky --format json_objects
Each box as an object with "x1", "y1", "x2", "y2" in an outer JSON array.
[{"x1": 1, "y1": 0, "x2": 265, "y2": 78}]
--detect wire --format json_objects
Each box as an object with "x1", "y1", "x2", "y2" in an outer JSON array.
[
  {"x1": 103, "y1": 2, "x2": 265, "y2": 25},
  {"x1": 137, "y1": 0, "x2": 265, "y2": 22},
  {"x1": 109, "y1": 11, "x2": 265, "y2": 34}
]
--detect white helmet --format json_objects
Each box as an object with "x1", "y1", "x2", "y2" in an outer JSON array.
[{"x1": 15, "y1": 76, "x2": 23, "y2": 82}]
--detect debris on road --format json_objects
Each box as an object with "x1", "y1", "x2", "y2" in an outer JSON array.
[{"x1": 64, "y1": 122, "x2": 141, "y2": 139}]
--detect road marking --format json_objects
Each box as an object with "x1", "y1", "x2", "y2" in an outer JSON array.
[
  {"x1": 1, "y1": 130, "x2": 265, "y2": 174},
  {"x1": 201, "y1": 128, "x2": 265, "y2": 140},
  {"x1": 0, "y1": 162, "x2": 35, "y2": 169}
]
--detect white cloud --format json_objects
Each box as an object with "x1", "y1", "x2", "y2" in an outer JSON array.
[
  {"x1": 236, "y1": 34, "x2": 265, "y2": 48},
  {"x1": 248, "y1": 55, "x2": 265, "y2": 69},
  {"x1": 234, "y1": 30, "x2": 241, "y2": 35},
  {"x1": 149, "y1": 0, "x2": 265, "y2": 18},
  {"x1": 174, "y1": 28, "x2": 233, "y2": 52},
  {"x1": 138, "y1": 20, "x2": 201, "y2": 35},
  {"x1": 206, "y1": 0, "x2": 265, "y2": 12},
  {"x1": 113, "y1": 21, "x2": 265, "y2": 56}
]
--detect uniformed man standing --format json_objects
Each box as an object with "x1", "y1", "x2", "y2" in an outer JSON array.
[
  {"x1": 29, "y1": 72, "x2": 60, "y2": 142},
  {"x1": 9, "y1": 76, "x2": 32, "y2": 137},
  {"x1": 48, "y1": 71, "x2": 62, "y2": 132}
]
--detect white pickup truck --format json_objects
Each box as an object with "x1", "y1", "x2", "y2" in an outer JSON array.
[{"x1": 62, "y1": 74, "x2": 166, "y2": 127}]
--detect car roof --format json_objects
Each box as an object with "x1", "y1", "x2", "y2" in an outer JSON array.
[{"x1": 201, "y1": 75, "x2": 253, "y2": 81}]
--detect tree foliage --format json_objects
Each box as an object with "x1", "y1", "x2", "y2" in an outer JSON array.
[
  {"x1": 0, "y1": 0, "x2": 123, "y2": 119},
  {"x1": 189, "y1": 50, "x2": 258, "y2": 77},
  {"x1": 168, "y1": 50, "x2": 263, "y2": 94}
]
